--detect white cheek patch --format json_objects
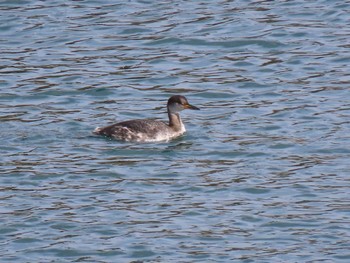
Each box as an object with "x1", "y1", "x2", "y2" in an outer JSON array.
[{"x1": 168, "y1": 103, "x2": 184, "y2": 113}]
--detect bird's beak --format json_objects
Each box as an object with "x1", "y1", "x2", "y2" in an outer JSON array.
[{"x1": 184, "y1": 103, "x2": 200, "y2": 110}]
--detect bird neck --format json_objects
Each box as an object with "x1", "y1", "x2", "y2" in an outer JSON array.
[{"x1": 168, "y1": 110, "x2": 183, "y2": 131}]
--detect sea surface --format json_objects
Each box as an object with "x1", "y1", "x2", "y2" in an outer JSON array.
[{"x1": 1, "y1": 1, "x2": 350, "y2": 262}]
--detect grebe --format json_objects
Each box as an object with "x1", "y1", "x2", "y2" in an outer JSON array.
[{"x1": 93, "y1": 95, "x2": 199, "y2": 142}]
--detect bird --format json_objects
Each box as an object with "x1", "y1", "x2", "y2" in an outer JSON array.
[{"x1": 93, "y1": 95, "x2": 199, "y2": 142}]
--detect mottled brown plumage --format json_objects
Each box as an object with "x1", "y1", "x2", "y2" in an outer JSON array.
[{"x1": 93, "y1": 95, "x2": 199, "y2": 142}]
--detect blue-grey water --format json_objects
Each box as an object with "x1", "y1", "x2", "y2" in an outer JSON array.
[{"x1": 1, "y1": 1, "x2": 349, "y2": 262}]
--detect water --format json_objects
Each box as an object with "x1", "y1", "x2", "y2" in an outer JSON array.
[{"x1": 1, "y1": 0, "x2": 349, "y2": 262}]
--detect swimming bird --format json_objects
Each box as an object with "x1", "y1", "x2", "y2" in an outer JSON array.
[{"x1": 93, "y1": 95, "x2": 199, "y2": 142}]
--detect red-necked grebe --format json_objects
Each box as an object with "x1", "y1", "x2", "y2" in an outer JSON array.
[{"x1": 93, "y1": 95, "x2": 199, "y2": 142}]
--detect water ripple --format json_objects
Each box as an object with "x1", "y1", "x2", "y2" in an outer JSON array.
[{"x1": 1, "y1": 0, "x2": 350, "y2": 262}]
